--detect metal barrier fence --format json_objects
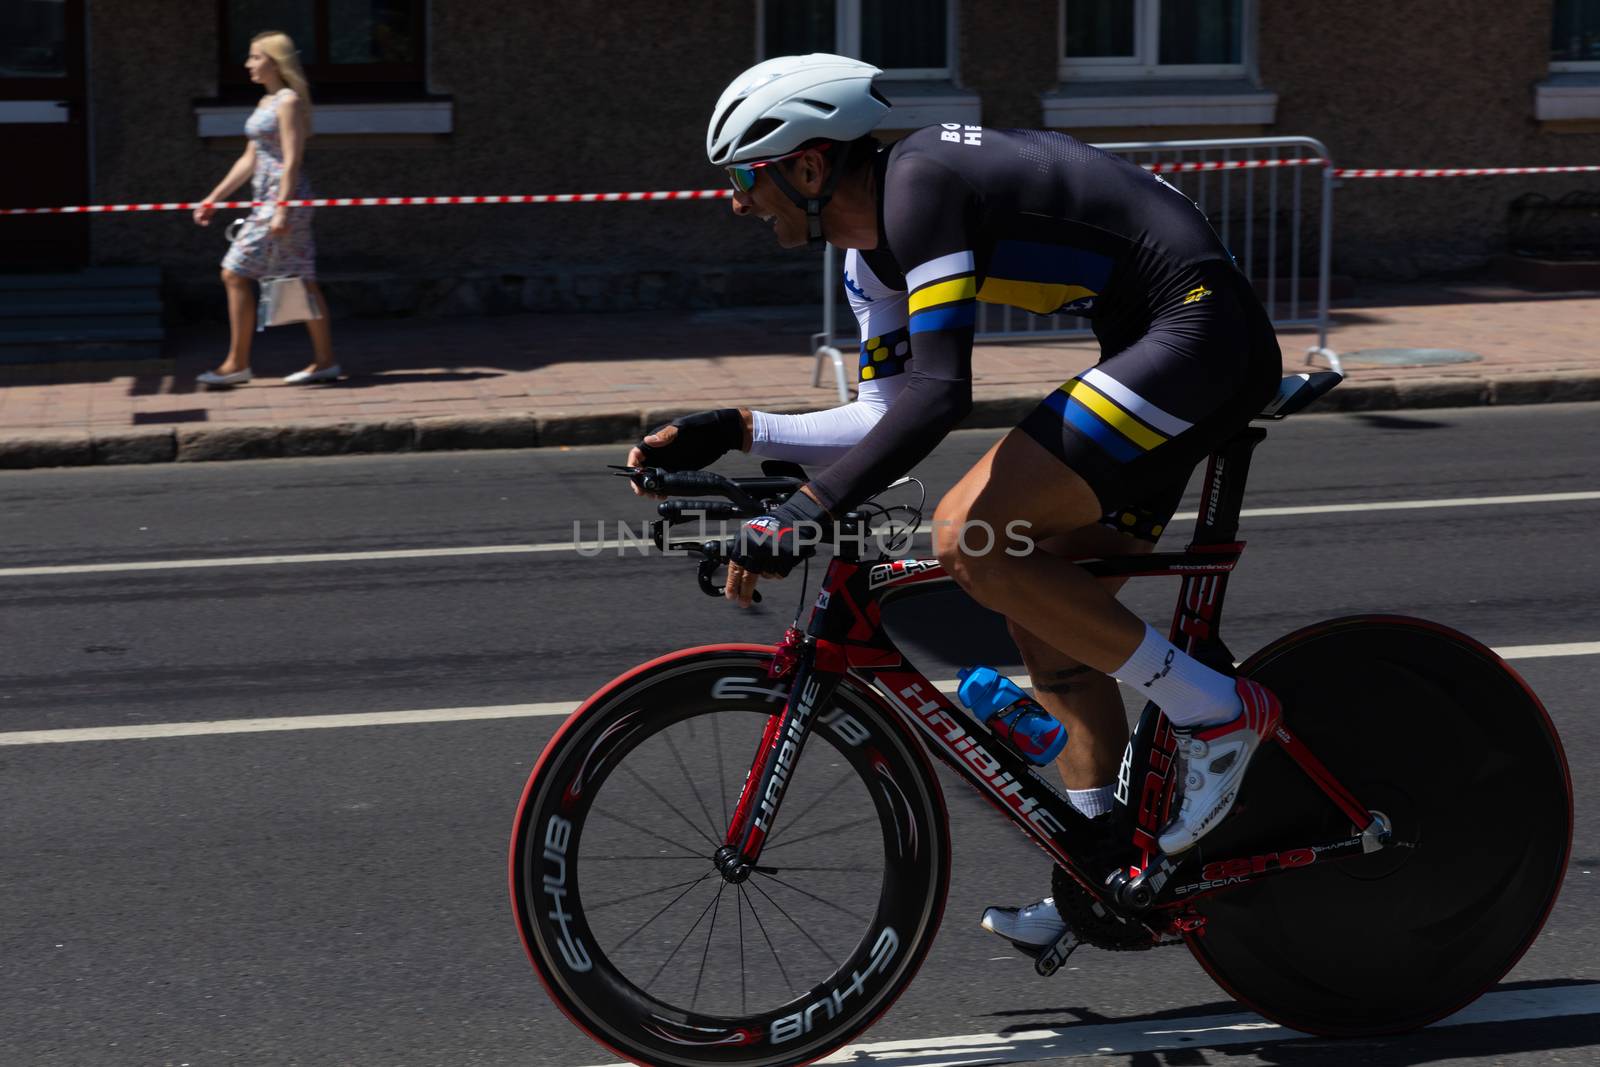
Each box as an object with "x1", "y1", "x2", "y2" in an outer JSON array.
[{"x1": 812, "y1": 135, "x2": 1339, "y2": 402}]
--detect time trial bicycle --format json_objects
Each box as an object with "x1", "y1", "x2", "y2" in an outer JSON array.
[{"x1": 509, "y1": 370, "x2": 1572, "y2": 1066}]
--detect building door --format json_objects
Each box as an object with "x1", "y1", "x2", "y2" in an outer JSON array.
[{"x1": 0, "y1": 0, "x2": 89, "y2": 270}]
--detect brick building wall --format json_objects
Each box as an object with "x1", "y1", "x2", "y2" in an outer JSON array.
[
  {"x1": 88, "y1": 2, "x2": 818, "y2": 314},
  {"x1": 77, "y1": 1, "x2": 1600, "y2": 312},
  {"x1": 1260, "y1": 0, "x2": 1600, "y2": 278}
]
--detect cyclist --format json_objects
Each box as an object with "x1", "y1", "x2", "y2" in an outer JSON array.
[{"x1": 627, "y1": 53, "x2": 1284, "y2": 952}]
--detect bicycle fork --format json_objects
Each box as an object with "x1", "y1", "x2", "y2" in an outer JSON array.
[{"x1": 716, "y1": 630, "x2": 841, "y2": 883}]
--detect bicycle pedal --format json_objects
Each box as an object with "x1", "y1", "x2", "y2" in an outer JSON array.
[{"x1": 1034, "y1": 929, "x2": 1083, "y2": 977}]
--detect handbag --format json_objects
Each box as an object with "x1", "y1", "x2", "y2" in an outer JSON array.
[
  {"x1": 257, "y1": 275, "x2": 319, "y2": 330},
  {"x1": 226, "y1": 216, "x2": 324, "y2": 331}
]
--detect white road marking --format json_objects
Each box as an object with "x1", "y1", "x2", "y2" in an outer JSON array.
[
  {"x1": 574, "y1": 983, "x2": 1600, "y2": 1067},
  {"x1": 0, "y1": 641, "x2": 1591, "y2": 747},
  {"x1": 1221, "y1": 489, "x2": 1600, "y2": 519},
  {"x1": 3, "y1": 490, "x2": 1597, "y2": 579},
  {"x1": 0, "y1": 543, "x2": 578, "y2": 579},
  {"x1": 1492, "y1": 641, "x2": 1600, "y2": 660},
  {"x1": 0, "y1": 702, "x2": 577, "y2": 746}
]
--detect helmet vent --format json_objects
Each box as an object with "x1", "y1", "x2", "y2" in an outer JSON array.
[
  {"x1": 737, "y1": 118, "x2": 783, "y2": 152},
  {"x1": 797, "y1": 97, "x2": 839, "y2": 116},
  {"x1": 710, "y1": 105, "x2": 737, "y2": 150}
]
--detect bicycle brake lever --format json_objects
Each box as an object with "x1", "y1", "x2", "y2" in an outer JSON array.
[{"x1": 697, "y1": 555, "x2": 760, "y2": 603}]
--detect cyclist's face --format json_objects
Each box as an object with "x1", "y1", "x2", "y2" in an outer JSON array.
[{"x1": 730, "y1": 153, "x2": 820, "y2": 249}]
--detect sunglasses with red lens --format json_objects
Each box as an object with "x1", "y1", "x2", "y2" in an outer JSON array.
[{"x1": 725, "y1": 143, "x2": 831, "y2": 193}]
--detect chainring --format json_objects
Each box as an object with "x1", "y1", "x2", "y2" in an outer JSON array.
[{"x1": 1050, "y1": 865, "x2": 1182, "y2": 952}]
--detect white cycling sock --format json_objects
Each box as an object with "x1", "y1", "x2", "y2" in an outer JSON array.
[
  {"x1": 1067, "y1": 784, "x2": 1115, "y2": 818},
  {"x1": 1112, "y1": 623, "x2": 1243, "y2": 728}
]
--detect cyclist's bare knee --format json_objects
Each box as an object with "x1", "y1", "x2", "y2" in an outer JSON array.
[{"x1": 934, "y1": 430, "x2": 1104, "y2": 592}]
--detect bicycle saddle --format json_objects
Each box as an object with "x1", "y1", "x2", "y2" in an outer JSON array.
[{"x1": 1255, "y1": 370, "x2": 1344, "y2": 420}]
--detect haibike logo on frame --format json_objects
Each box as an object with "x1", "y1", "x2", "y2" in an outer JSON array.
[
  {"x1": 1205, "y1": 458, "x2": 1227, "y2": 526},
  {"x1": 892, "y1": 681, "x2": 1066, "y2": 837},
  {"x1": 754, "y1": 676, "x2": 824, "y2": 833},
  {"x1": 771, "y1": 927, "x2": 900, "y2": 1044},
  {"x1": 542, "y1": 815, "x2": 591, "y2": 972}
]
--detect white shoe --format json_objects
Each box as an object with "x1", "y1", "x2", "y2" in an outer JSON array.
[
  {"x1": 283, "y1": 364, "x2": 342, "y2": 384},
  {"x1": 196, "y1": 368, "x2": 252, "y2": 387},
  {"x1": 1157, "y1": 678, "x2": 1283, "y2": 855},
  {"x1": 980, "y1": 896, "x2": 1068, "y2": 950}
]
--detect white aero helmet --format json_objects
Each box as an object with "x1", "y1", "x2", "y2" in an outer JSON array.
[{"x1": 707, "y1": 53, "x2": 890, "y2": 166}]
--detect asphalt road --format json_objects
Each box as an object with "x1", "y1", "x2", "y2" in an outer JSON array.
[{"x1": 1, "y1": 402, "x2": 1597, "y2": 1066}]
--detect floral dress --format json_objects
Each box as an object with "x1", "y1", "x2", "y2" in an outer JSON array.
[{"x1": 222, "y1": 88, "x2": 317, "y2": 280}]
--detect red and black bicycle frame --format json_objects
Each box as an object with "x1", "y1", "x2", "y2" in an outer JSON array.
[{"x1": 718, "y1": 426, "x2": 1390, "y2": 931}]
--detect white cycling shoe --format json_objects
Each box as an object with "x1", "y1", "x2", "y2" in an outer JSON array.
[
  {"x1": 980, "y1": 896, "x2": 1068, "y2": 951},
  {"x1": 1158, "y1": 678, "x2": 1283, "y2": 855}
]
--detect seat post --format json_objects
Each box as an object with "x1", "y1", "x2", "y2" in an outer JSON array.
[{"x1": 1191, "y1": 426, "x2": 1268, "y2": 546}]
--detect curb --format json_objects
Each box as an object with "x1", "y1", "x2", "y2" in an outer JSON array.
[{"x1": 3, "y1": 371, "x2": 1599, "y2": 471}]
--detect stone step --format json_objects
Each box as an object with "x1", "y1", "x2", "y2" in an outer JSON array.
[
  {"x1": 0, "y1": 266, "x2": 162, "y2": 291},
  {"x1": 0, "y1": 314, "x2": 165, "y2": 344},
  {"x1": 0, "y1": 340, "x2": 164, "y2": 366},
  {"x1": 0, "y1": 291, "x2": 163, "y2": 317}
]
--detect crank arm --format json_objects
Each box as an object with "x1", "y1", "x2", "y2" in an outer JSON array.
[{"x1": 1034, "y1": 928, "x2": 1084, "y2": 977}]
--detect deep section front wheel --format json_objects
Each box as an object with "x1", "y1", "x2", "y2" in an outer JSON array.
[
  {"x1": 1186, "y1": 616, "x2": 1573, "y2": 1036},
  {"x1": 510, "y1": 647, "x2": 951, "y2": 1067}
]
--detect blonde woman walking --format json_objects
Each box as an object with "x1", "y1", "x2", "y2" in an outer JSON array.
[{"x1": 193, "y1": 30, "x2": 339, "y2": 386}]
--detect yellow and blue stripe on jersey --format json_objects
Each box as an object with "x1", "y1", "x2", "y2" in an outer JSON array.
[
  {"x1": 906, "y1": 251, "x2": 978, "y2": 334},
  {"x1": 906, "y1": 239, "x2": 1116, "y2": 333},
  {"x1": 1043, "y1": 367, "x2": 1193, "y2": 463},
  {"x1": 978, "y1": 239, "x2": 1115, "y2": 315}
]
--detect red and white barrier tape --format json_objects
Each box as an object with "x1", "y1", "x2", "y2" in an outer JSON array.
[
  {"x1": 4, "y1": 159, "x2": 1597, "y2": 215},
  {"x1": 1334, "y1": 165, "x2": 1600, "y2": 178},
  {"x1": 1146, "y1": 157, "x2": 1326, "y2": 173},
  {"x1": 0, "y1": 188, "x2": 734, "y2": 216},
  {"x1": 1142, "y1": 158, "x2": 1600, "y2": 177}
]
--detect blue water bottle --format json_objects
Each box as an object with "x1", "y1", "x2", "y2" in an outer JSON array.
[{"x1": 956, "y1": 666, "x2": 1069, "y2": 766}]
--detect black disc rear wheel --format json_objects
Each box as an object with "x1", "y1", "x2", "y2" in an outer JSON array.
[{"x1": 1186, "y1": 616, "x2": 1572, "y2": 1035}]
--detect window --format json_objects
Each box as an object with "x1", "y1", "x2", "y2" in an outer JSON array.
[
  {"x1": 219, "y1": 0, "x2": 424, "y2": 92},
  {"x1": 1539, "y1": 0, "x2": 1600, "y2": 124},
  {"x1": 1045, "y1": 0, "x2": 1271, "y2": 129},
  {"x1": 1062, "y1": 0, "x2": 1247, "y2": 78},
  {"x1": 761, "y1": 0, "x2": 952, "y2": 79},
  {"x1": 203, "y1": 0, "x2": 444, "y2": 135},
  {"x1": 1, "y1": 0, "x2": 67, "y2": 79},
  {"x1": 1552, "y1": 0, "x2": 1600, "y2": 69}
]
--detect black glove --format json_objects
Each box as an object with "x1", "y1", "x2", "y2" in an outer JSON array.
[
  {"x1": 636, "y1": 408, "x2": 744, "y2": 471},
  {"x1": 732, "y1": 491, "x2": 832, "y2": 578}
]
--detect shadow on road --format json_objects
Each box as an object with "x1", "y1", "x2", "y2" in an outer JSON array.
[{"x1": 848, "y1": 980, "x2": 1600, "y2": 1066}]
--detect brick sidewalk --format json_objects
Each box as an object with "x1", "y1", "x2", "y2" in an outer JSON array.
[{"x1": 2, "y1": 280, "x2": 1598, "y2": 467}]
